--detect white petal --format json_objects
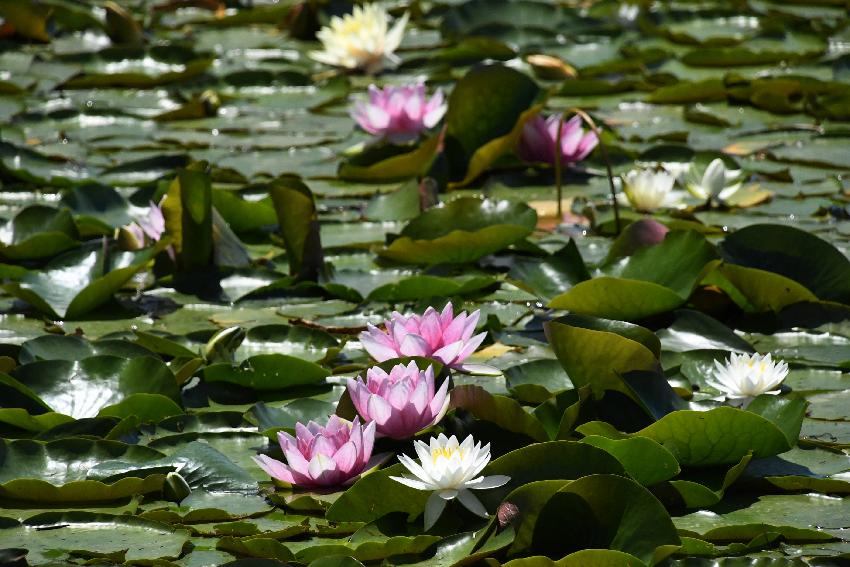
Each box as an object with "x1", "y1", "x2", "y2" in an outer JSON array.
[
  {"x1": 389, "y1": 475, "x2": 433, "y2": 491},
  {"x1": 466, "y1": 475, "x2": 511, "y2": 490},
  {"x1": 456, "y1": 489, "x2": 488, "y2": 518},
  {"x1": 424, "y1": 491, "x2": 446, "y2": 530},
  {"x1": 438, "y1": 488, "x2": 458, "y2": 500}
]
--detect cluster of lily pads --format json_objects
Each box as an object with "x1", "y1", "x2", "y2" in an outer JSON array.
[{"x1": 1, "y1": 0, "x2": 850, "y2": 566}]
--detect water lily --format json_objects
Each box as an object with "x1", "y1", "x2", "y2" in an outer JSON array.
[
  {"x1": 310, "y1": 3, "x2": 408, "y2": 74},
  {"x1": 347, "y1": 361, "x2": 449, "y2": 439},
  {"x1": 684, "y1": 158, "x2": 743, "y2": 204},
  {"x1": 708, "y1": 352, "x2": 789, "y2": 400},
  {"x1": 351, "y1": 83, "x2": 446, "y2": 143},
  {"x1": 123, "y1": 201, "x2": 165, "y2": 250},
  {"x1": 517, "y1": 114, "x2": 598, "y2": 167},
  {"x1": 359, "y1": 302, "x2": 486, "y2": 371},
  {"x1": 390, "y1": 434, "x2": 510, "y2": 530},
  {"x1": 253, "y1": 416, "x2": 380, "y2": 488},
  {"x1": 618, "y1": 168, "x2": 684, "y2": 212}
]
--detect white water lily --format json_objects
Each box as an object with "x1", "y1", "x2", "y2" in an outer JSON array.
[
  {"x1": 310, "y1": 4, "x2": 408, "y2": 74},
  {"x1": 684, "y1": 158, "x2": 743, "y2": 203},
  {"x1": 708, "y1": 352, "x2": 789, "y2": 399},
  {"x1": 390, "y1": 434, "x2": 510, "y2": 530},
  {"x1": 618, "y1": 168, "x2": 683, "y2": 212}
]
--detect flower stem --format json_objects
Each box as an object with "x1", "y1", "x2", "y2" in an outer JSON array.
[
  {"x1": 567, "y1": 107, "x2": 620, "y2": 235},
  {"x1": 554, "y1": 114, "x2": 565, "y2": 219}
]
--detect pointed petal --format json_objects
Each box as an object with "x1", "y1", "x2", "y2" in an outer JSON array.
[
  {"x1": 467, "y1": 475, "x2": 511, "y2": 489},
  {"x1": 424, "y1": 491, "x2": 446, "y2": 531},
  {"x1": 456, "y1": 489, "x2": 489, "y2": 518},
  {"x1": 390, "y1": 475, "x2": 432, "y2": 491}
]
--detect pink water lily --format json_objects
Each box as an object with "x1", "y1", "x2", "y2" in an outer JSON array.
[
  {"x1": 124, "y1": 201, "x2": 166, "y2": 250},
  {"x1": 351, "y1": 83, "x2": 447, "y2": 143},
  {"x1": 359, "y1": 302, "x2": 486, "y2": 370},
  {"x1": 347, "y1": 362, "x2": 450, "y2": 439},
  {"x1": 518, "y1": 114, "x2": 598, "y2": 166},
  {"x1": 253, "y1": 416, "x2": 380, "y2": 488}
]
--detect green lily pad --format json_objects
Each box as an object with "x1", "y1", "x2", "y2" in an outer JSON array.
[
  {"x1": 0, "y1": 205, "x2": 79, "y2": 261},
  {"x1": 0, "y1": 512, "x2": 190, "y2": 562},
  {"x1": 578, "y1": 395, "x2": 806, "y2": 466},
  {"x1": 11, "y1": 355, "x2": 179, "y2": 418},
  {"x1": 0, "y1": 438, "x2": 165, "y2": 502},
  {"x1": 443, "y1": 64, "x2": 541, "y2": 182},
  {"x1": 202, "y1": 354, "x2": 329, "y2": 391},
  {"x1": 3, "y1": 243, "x2": 164, "y2": 319}
]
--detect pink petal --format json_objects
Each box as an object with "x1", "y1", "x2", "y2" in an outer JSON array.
[
  {"x1": 574, "y1": 131, "x2": 598, "y2": 161},
  {"x1": 409, "y1": 377, "x2": 429, "y2": 414},
  {"x1": 359, "y1": 421, "x2": 376, "y2": 469},
  {"x1": 400, "y1": 334, "x2": 430, "y2": 357},
  {"x1": 367, "y1": 394, "x2": 393, "y2": 425},
  {"x1": 432, "y1": 339, "x2": 464, "y2": 366},
  {"x1": 307, "y1": 454, "x2": 338, "y2": 485},
  {"x1": 454, "y1": 332, "x2": 487, "y2": 365},
  {"x1": 418, "y1": 313, "x2": 443, "y2": 351},
  {"x1": 429, "y1": 377, "x2": 450, "y2": 417},
  {"x1": 387, "y1": 378, "x2": 413, "y2": 409},
  {"x1": 439, "y1": 303, "x2": 454, "y2": 328},
  {"x1": 333, "y1": 441, "x2": 359, "y2": 475},
  {"x1": 253, "y1": 454, "x2": 296, "y2": 484},
  {"x1": 441, "y1": 312, "x2": 468, "y2": 344},
  {"x1": 309, "y1": 434, "x2": 338, "y2": 458},
  {"x1": 346, "y1": 378, "x2": 371, "y2": 420},
  {"x1": 461, "y1": 310, "x2": 481, "y2": 341},
  {"x1": 360, "y1": 331, "x2": 399, "y2": 362}
]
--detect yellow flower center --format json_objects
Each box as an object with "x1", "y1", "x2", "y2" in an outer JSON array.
[
  {"x1": 431, "y1": 446, "x2": 464, "y2": 463},
  {"x1": 745, "y1": 359, "x2": 767, "y2": 374}
]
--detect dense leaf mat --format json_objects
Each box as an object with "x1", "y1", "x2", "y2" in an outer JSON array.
[{"x1": 0, "y1": 0, "x2": 850, "y2": 565}]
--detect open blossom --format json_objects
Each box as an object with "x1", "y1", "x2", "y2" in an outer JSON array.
[
  {"x1": 253, "y1": 416, "x2": 379, "y2": 488},
  {"x1": 351, "y1": 83, "x2": 446, "y2": 143},
  {"x1": 347, "y1": 362, "x2": 449, "y2": 439},
  {"x1": 685, "y1": 158, "x2": 743, "y2": 203},
  {"x1": 359, "y1": 302, "x2": 486, "y2": 370},
  {"x1": 123, "y1": 202, "x2": 165, "y2": 250},
  {"x1": 618, "y1": 169, "x2": 683, "y2": 212},
  {"x1": 310, "y1": 4, "x2": 408, "y2": 74},
  {"x1": 708, "y1": 352, "x2": 789, "y2": 399},
  {"x1": 391, "y1": 434, "x2": 510, "y2": 530},
  {"x1": 518, "y1": 114, "x2": 598, "y2": 166}
]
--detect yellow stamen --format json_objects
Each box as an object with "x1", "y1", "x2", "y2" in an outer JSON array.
[{"x1": 431, "y1": 446, "x2": 464, "y2": 463}]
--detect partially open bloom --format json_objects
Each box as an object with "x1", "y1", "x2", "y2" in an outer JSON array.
[
  {"x1": 310, "y1": 4, "x2": 408, "y2": 74},
  {"x1": 347, "y1": 362, "x2": 449, "y2": 439},
  {"x1": 684, "y1": 158, "x2": 743, "y2": 203},
  {"x1": 253, "y1": 416, "x2": 379, "y2": 488},
  {"x1": 123, "y1": 202, "x2": 165, "y2": 249},
  {"x1": 618, "y1": 169, "x2": 683, "y2": 212},
  {"x1": 518, "y1": 114, "x2": 598, "y2": 166},
  {"x1": 351, "y1": 83, "x2": 446, "y2": 143},
  {"x1": 391, "y1": 434, "x2": 510, "y2": 530},
  {"x1": 708, "y1": 352, "x2": 789, "y2": 399},
  {"x1": 359, "y1": 303, "x2": 486, "y2": 370}
]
